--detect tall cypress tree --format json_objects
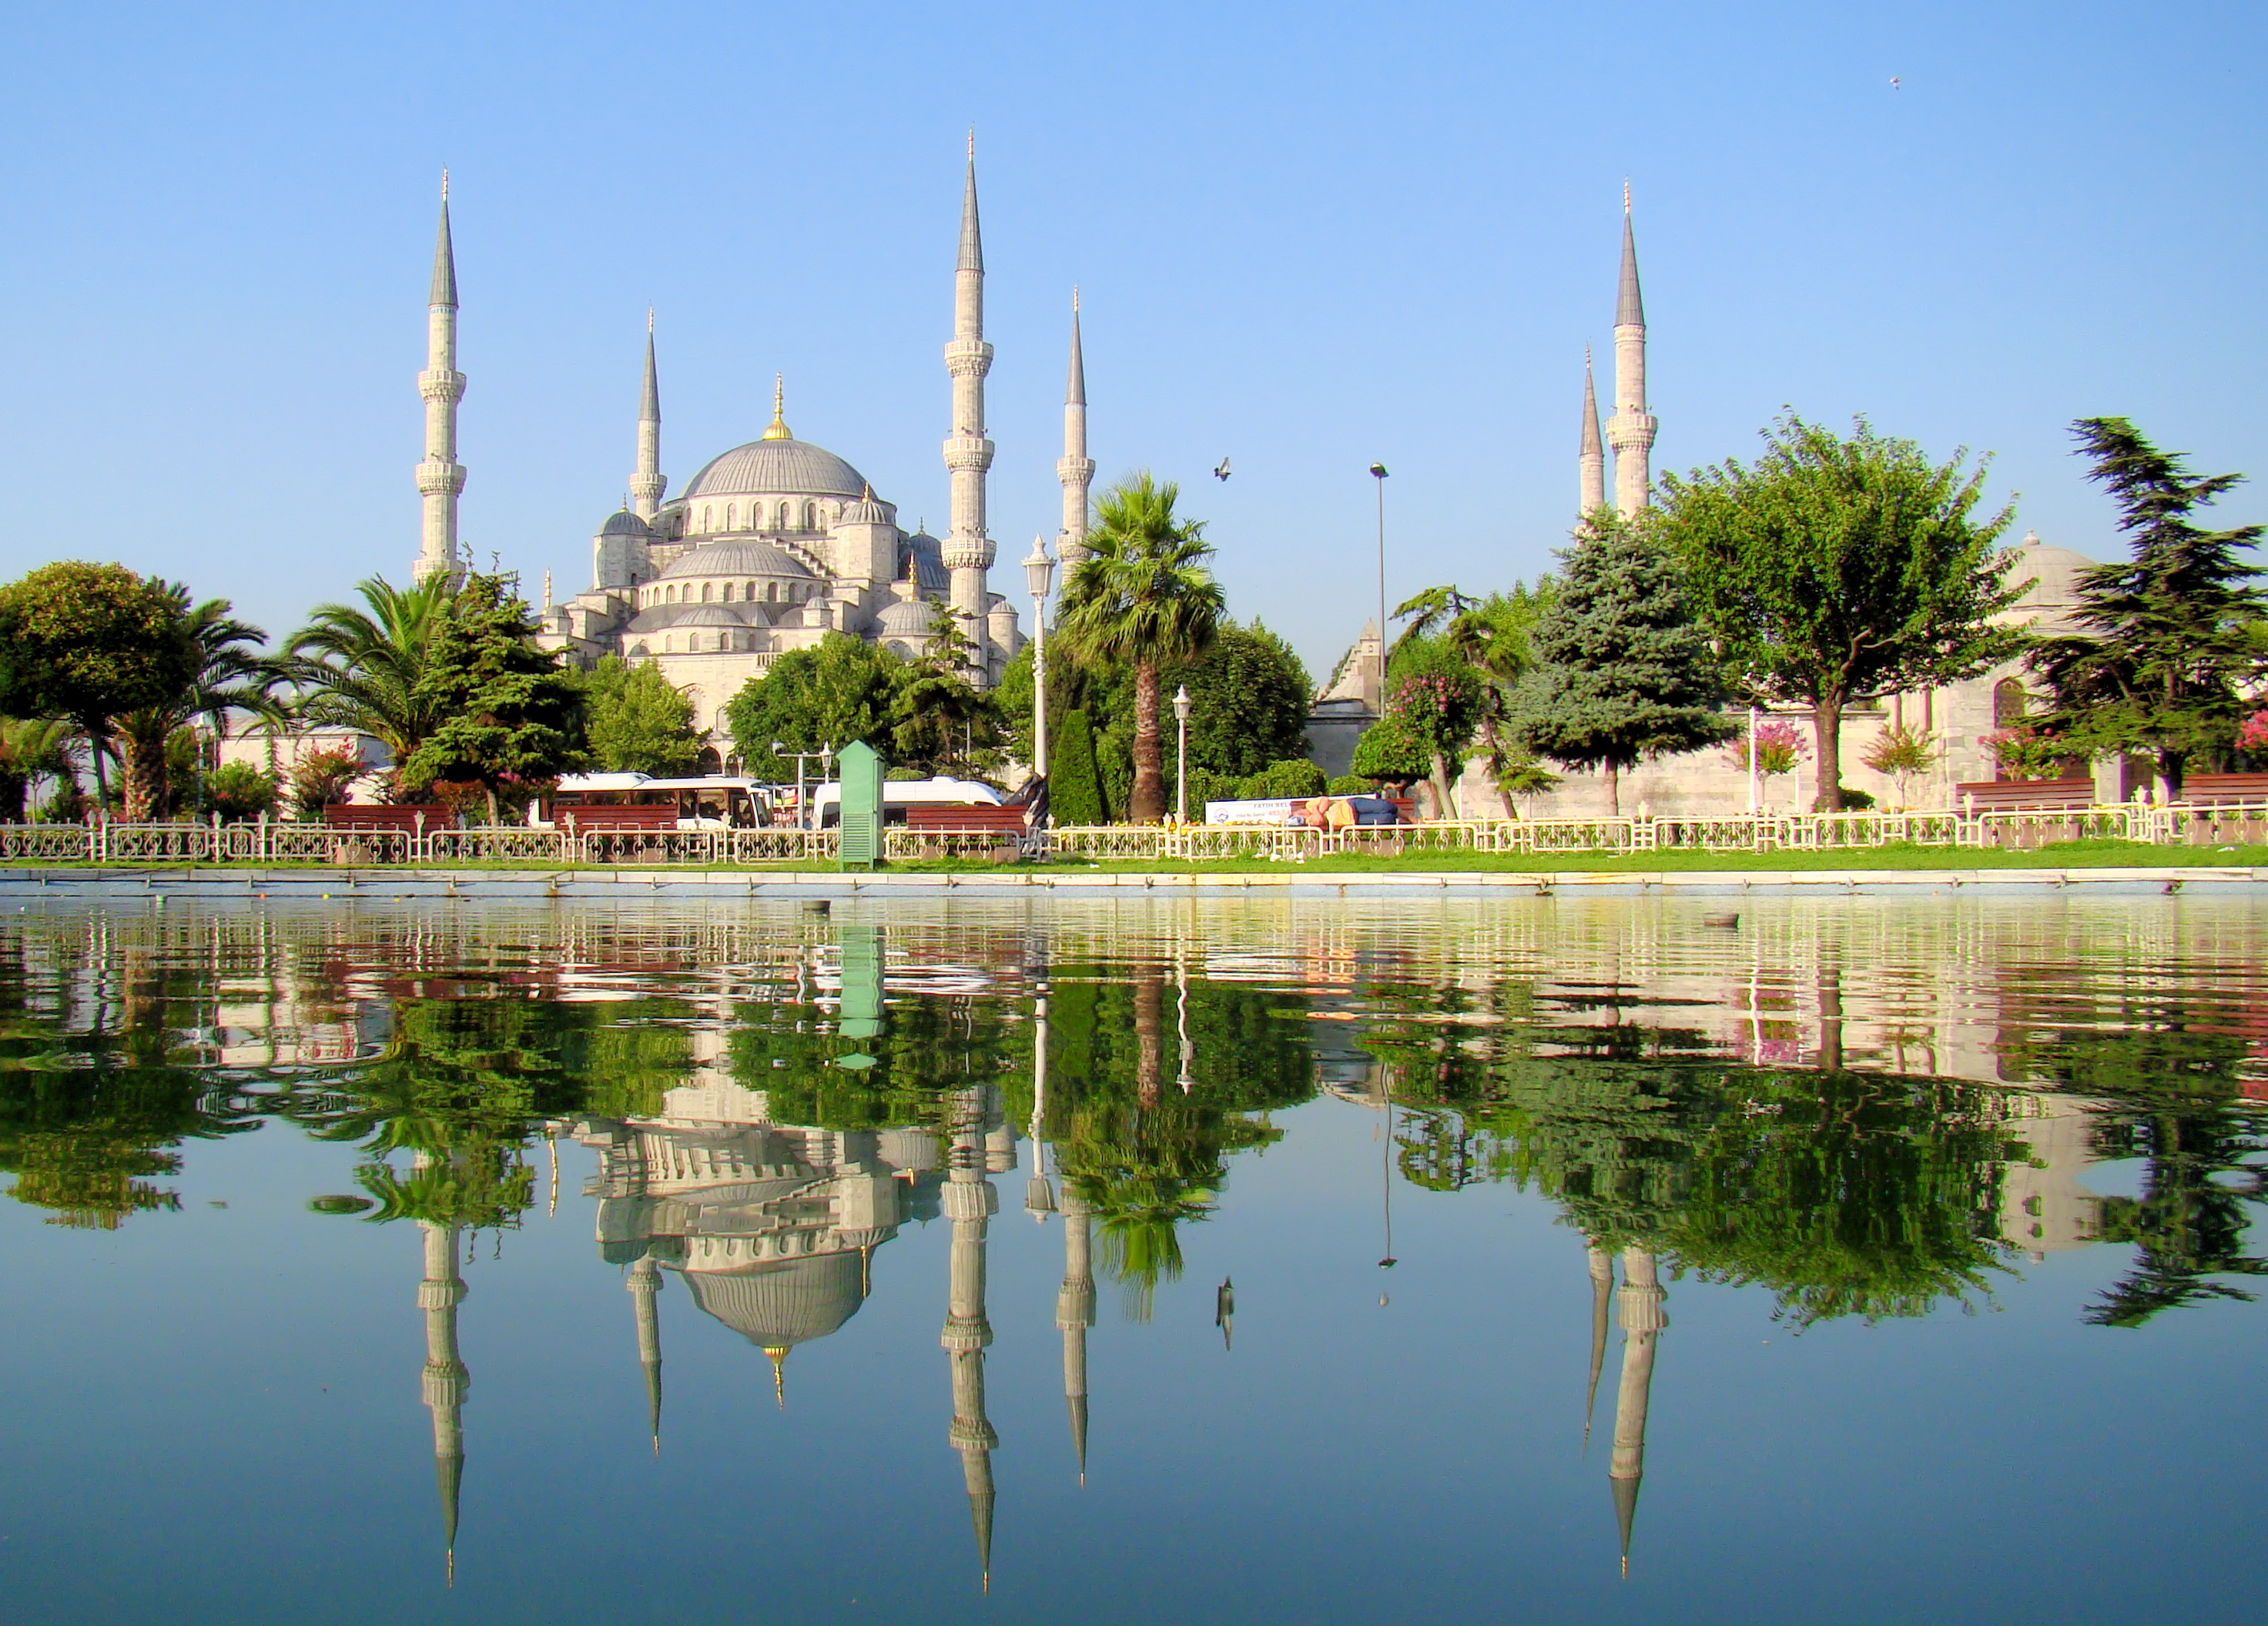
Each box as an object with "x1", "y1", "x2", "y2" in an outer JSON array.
[
  {"x1": 1504, "y1": 514, "x2": 1734, "y2": 814},
  {"x1": 2032, "y1": 417, "x2": 2267, "y2": 798}
]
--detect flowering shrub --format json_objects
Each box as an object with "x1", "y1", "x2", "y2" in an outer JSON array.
[
  {"x1": 1722, "y1": 719, "x2": 1810, "y2": 776},
  {"x1": 2239, "y1": 709, "x2": 2268, "y2": 753},
  {"x1": 1980, "y1": 725, "x2": 2072, "y2": 783}
]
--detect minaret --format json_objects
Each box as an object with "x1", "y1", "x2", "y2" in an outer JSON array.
[
  {"x1": 941, "y1": 137, "x2": 997, "y2": 680},
  {"x1": 1579, "y1": 347, "x2": 1606, "y2": 518},
  {"x1": 631, "y1": 311, "x2": 665, "y2": 521},
  {"x1": 414, "y1": 174, "x2": 467, "y2": 585},
  {"x1": 415, "y1": 1188, "x2": 469, "y2": 1584},
  {"x1": 1057, "y1": 290, "x2": 1095, "y2": 570},
  {"x1": 941, "y1": 1086, "x2": 1001, "y2": 1591},
  {"x1": 1057, "y1": 1185, "x2": 1095, "y2": 1485},
  {"x1": 1605, "y1": 186, "x2": 1657, "y2": 520},
  {"x1": 628, "y1": 1256, "x2": 664, "y2": 1453},
  {"x1": 1608, "y1": 1245, "x2": 1667, "y2": 1577},
  {"x1": 1583, "y1": 1242, "x2": 1613, "y2": 1449}
]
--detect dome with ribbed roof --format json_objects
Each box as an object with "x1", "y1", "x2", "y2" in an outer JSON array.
[
  {"x1": 682, "y1": 436, "x2": 869, "y2": 501},
  {"x1": 678, "y1": 1252, "x2": 866, "y2": 1348},
  {"x1": 659, "y1": 539, "x2": 814, "y2": 580},
  {"x1": 874, "y1": 597, "x2": 941, "y2": 637},
  {"x1": 599, "y1": 508, "x2": 651, "y2": 538},
  {"x1": 1999, "y1": 531, "x2": 2096, "y2": 632}
]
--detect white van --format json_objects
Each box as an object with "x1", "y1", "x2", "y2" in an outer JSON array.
[{"x1": 809, "y1": 776, "x2": 1005, "y2": 829}]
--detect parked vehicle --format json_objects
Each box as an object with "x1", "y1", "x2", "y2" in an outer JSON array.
[
  {"x1": 809, "y1": 776, "x2": 1005, "y2": 829},
  {"x1": 535, "y1": 774, "x2": 773, "y2": 830}
]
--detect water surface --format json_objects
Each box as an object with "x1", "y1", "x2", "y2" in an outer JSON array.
[{"x1": 1, "y1": 894, "x2": 2261, "y2": 1624}]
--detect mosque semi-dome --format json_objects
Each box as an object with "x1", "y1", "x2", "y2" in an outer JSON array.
[
  {"x1": 678, "y1": 1251, "x2": 867, "y2": 1349},
  {"x1": 658, "y1": 539, "x2": 815, "y2": 581},
  {"x1": 682, "y1": 436, "x2": 869, "y2": 501}
]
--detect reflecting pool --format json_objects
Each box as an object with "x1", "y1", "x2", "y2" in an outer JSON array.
[{"x1": 0, "y1": 893, "x2": 2263, "y2": 1624}]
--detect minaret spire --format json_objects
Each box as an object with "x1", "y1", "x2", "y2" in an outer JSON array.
[
  {"x1": 941, "y1": 1086, "x2": 1001, "y2": 1591},
  {"x1": 1057, "y1": 1185, "x2": 1095, "y2": 1485},
  {"x1": 1605, "y1": 186, "x2": 1657, "y2": 519},
  {"x1": 941, "y1": 139, "x2": 998, "y2": 684},
  {"x1": 414, "y1": 1162, "x2": 470, "y2": 1586},
  {"x1": 1583, "y1": 1242, "x2": 1613, "y2": 1449},
  {"x1": 1579, "y1": 347, "x2": 1606, "y2": 518},
  {"x1": 1057, "y1": 288, "x2": 1095, "y2": 570},
  {"x1": 1608, "y1": 1244, "x2": 1667, "y2": 1577},
  {"x1": 414, "y1": 175, "x2": 467, "y2": 584},
  {"x1": 631, "y1": 312, "x2": 665, "y2": 521},
  {"x1": 628, "y1": 1256, "x2": 664, "y2": 1454}
]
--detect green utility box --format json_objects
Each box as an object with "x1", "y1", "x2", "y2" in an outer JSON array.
[{"x1": 836, "y1": 740, "x2": 883, "y2": 870}]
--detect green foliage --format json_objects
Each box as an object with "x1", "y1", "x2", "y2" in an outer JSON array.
[
  {"x1": 1180, "y1": 621, "x2": 1313, "y2": 779},
  {"x1": 37, "y1": 781, "x2": 86, "y2": 823},
  {"x1": 1658, "y1": 414, "x2": 2025, "y2": 810},
  {"x1": 889, "y1": 605, "x2": 1005, "y2": 776},
  {"x1": 401, "y1": 574, "x2": 590, "y2": 817},
  {"x1": 724, "y1": 632, "x2": 903, "y2": 779},
  {"x1": 287, "y1": 745, "x2": 364, "y2": 818},
  {"x1": 1058, "y1": 472, "x2": 1227, "y2": 822},
  {"x1": 1241, "y1": 758, "x2": 1326, "y2": 799},
  {"x1": 1350, "y1": 710, "x2": 1430, "y2": 784},
  {"x1": 286, "y1": 575, "x2": 460, "y2": 769},
  {"x1": 0, "y1": 719, "x2": 79, "y2": 824},
  {"x1": 205, "y1": 761, "x2": 280, "y2": 822},
  {"x1": 1050, "y1": 708, "x2": 1107, "y2": 824},
  {"x1": 112, "y1": 588, "x2": 286, "y2": 821},
  {"x1": 2029, "y1": 417, "x2": 2268, "y2": 796},
  {"x1": 579, "y1": 655, "x2": 701, "y2": 775},
  {"x1": 1505, "y1": 513, "x2": 1734, "y2": 813},
  {"x1": 1325, "y1": 773, "x2": 1372, "y2": 796},
  {"x1": 1861, "y1": 720, "x2": 1941, "y2": 804}
]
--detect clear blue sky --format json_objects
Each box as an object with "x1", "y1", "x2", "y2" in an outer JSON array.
[{"x1": 0, "y1": 0, "x2": 2259, "y2": 682}]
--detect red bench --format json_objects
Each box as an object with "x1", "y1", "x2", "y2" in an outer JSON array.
[
  {"x1": 903, "y1": 804, "x2": 1028, "y2": 833},
  {"x1": 2176, "y1": 773, "x2": 2268, "y2": 806},
  {"x1": 1955, "y1": 778, "x2": 2094, "y2": 812},
  {"x1": 561, "y1": 805, "x2": 682, "y2": 831},
  {"x1": 323, "y1": 804, "x2": 441, "y2": 832}
]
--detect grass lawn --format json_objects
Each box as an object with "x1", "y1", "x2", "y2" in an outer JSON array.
[{"x1": 4, "y1": 840, "x2": 2263, "y2": 877}]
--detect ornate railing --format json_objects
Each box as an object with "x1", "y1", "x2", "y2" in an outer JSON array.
[{"x1": 0, "y1": 802, "x2": 2251, "y2": 869}]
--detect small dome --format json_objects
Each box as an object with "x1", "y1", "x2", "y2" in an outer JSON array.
[
  {"x1": 900, "y1": 532, "x2": 950, "y2": 594},
  {"x1": 599, "y1": 508, "x2": 650, "y2": 539},
  {"x1": 874, "y1": 597, "x2": 940, "y2": 637},
  {"x1": 659, "y1": 539, "x2": 814, "y2": 580},
  {"x1": 682, "y1": 437, "x2": 869, "y2": 501},
  {"x1": 2000, "y1": 531, "x2": 2097, "y2": 631},
  {"x1": 678, "y1": 1251, "x2": 866, "y2": 1348},
  {"x1": 840, "y1": 483, "x2": 892, "y2": 526}
]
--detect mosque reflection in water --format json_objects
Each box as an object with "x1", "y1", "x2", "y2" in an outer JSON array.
[{"x1": 0, "y1": 900, "x2": 2263, "y2": 1590}]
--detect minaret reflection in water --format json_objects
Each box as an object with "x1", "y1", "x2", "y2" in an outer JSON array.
[
  {"x1": 413, "y1": 1155, "x2": 468, "y2": 1588},
  {"x1": 941, "y1": 1081, "x2": 1002, "y2": 1591}
]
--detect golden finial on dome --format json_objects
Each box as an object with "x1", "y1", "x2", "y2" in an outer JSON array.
[
  {"x1": 762, "y1": 374, "x2": 792, "y2": 441},
  {"x1": 765, "y1": 1345, "x2": 789, "y2": 1406}
]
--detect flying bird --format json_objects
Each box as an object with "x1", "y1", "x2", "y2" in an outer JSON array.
[
  {"x1": 1890, "y1": 76, "x2": 1901, "y2": 89},
  {"x1": 1214, "y1": 456, "x2": 1231, "y2": 481}
]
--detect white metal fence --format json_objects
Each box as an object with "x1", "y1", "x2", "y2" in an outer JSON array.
[{"x1": 4, "y1": 802, "x2": 2263, "y2": 867}]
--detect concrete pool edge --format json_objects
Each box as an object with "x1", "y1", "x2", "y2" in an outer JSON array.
[{"x1": 1, "y1": 865, "x2": 2261, "y2": 899}]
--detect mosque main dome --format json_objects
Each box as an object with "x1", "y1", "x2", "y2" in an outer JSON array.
[{"x1": 682, "y1": 436, "x2": 869, "y2": 501}]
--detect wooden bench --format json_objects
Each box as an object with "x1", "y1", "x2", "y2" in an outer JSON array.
[
  {"x1": 2176, "y1": 773, "x2": 2268, "y2": 806},
  {"x1": 903, "y1": 804, "x2": 1028, "y2": 833},
  {"x1": 323, "y1": 804, "x2": 438, "y2": 833},
  {"x1": 1955, "y1": 778, "x2": 2094, "y2": 812},
  {"x1": 561, "y1": 805, "x2": 682, "y2": 831}
]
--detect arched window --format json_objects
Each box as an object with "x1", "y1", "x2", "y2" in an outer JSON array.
[
  {"x1": 664, "y1": 635, "x2": 675, "y2": 653},
  {"x1": 665, "y1": 585, "x2": 678, "y2": 604},
  {"x1": 777, "y1": 502, "x2": 792, "y2": 530},
  {"x1": 746, "y1": 581, "x2": 757, "y2": 601},
  {"x1": 766, "y1": 582, "x2": 778, "y2": 602},
  {"x1": 801, "y1": 501, "x2": 816, "y2": 529},
  {"x1": 702, "y1": 582, "x2": 713, "y2": 603},
  {"x1": 702, "y1": 505, "x2": 713, "y2": 530},
  {"x1": 725, "y1": 504, "x2": 737, "y2": 529},
  {"x1": 1993, "y1": 679, "x2": 2028, "y2": 727}
]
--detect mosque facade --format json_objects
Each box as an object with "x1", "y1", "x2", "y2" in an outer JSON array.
[{"x1": 407, "y1": 153, "x2": 1093, "y2": 746}]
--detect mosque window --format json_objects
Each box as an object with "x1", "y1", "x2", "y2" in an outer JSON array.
[
  {"x1": 745, "y1": 581, "x2": 757, "y2": 601},
  {"x1": 1993, "y1": 679, "x2": 2028, "y2": 728},
  {"x1": 801, "y1": 502, "x2": 816, "y2": 529},
  {"x1": 665, "y1": 585, "x2": 677, "y2": 604},
  {"x1": 664, "y1": 636, "x2": 675, "y2": 653},
  {"x1": 725, "y1": 504, "x2": 737, "y2": 529},
  {"x1": 702, "y1": 506, "x2": 713, "y2": 530},
  {"x1": 702, "y1": 582, "x2": 713, "y2": 603},
  {"x1": 777, "y1": 502, "x2": 791, "y2": 530},
  {"x1": 766, "y1": 582, "x2": 778, "y2": 603}
]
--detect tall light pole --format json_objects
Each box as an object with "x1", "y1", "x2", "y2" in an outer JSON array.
[
  {"x1": 1369, "y1": 464, "x2": 1390, "y2": 712},
  {"x1": 1172, "y1": 685, "x2": 1193, "y2": 825},
  {"x1": 1023, "y1": 536, "x2": 1056, "y2": 790}
]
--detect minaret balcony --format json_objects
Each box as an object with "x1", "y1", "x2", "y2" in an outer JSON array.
[
  {"x1": 416, "y1": 460, "x2": 467, "y2": 495},
  {"x1": 943, "y1": 437, "x2": 995, "y2": 472},
  {"x1": 1606, "y1": 414, "x2": 1658, "y2": 444},
  {"x1": 1057, "y1": 455, "x2": 1096, "y2": 484},
  {"x1": 418, "y1": 368, "x2": 467, "y2": 403},
  {"x1": 943, "y1": 338, "x2": 994, "y2": 377}
]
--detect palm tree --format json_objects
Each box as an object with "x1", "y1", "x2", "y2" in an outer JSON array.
[
  {"x1": 115, "y1": 587, "x2": 287, "y2": 821},
  {"x1": 1395, "y1": 585, "x2": 1557, "y2": 818},
  {"x1": 1057, "y1": 473, "x2": 1226, "y2": 823},
  {"x1": 286, "y1": 575, "x2": 459, "y2": 792},
  {"x1": 0, "y1": 720, "x2": 80, "y2": 824}
]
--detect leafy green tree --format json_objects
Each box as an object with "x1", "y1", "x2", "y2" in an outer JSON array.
[
  {"x1": 285, "y1": 575, "x2": 461, "y2": 779},
  {"x1": 724, "y1": 632, "x2": 903, "y2": 780},
  {"x1": 1058, "y1": 473, "x2": 1227, "y2": 822},
  {"x1": 0, "y1": 719, "x2": 79, "y2": 824},
  {"x1": 889, "y1": 605, "x2": 1003, "y2": 776},
  {"x1": 1350, "y1": 709, "x2": 1430, "y2": 786},
  {"x1": 205, "y1": 761, "x2": 280, "y2": 822},
  {"x1": 1657, "y1": 414, "x2": 2025, "y2": 809},
  {"x1": 0, "y1": 562, "x2": 201, "y2": 812},
  {"x1": 1180, "y1": 621, "x2": 1313, "y2": 780},
  {"x1": 113, "y1": 587, "x2": 287, "y2": 820},
  {"x1": 400, "y1": 574, "x2": 589, "y2": 820},
  {"x1": 580, "y1": 655, "x2": 701, "y2": 775},
  {"x1": 1395, "y1": 585, "x2": 1552, "y2": 817},
  {"x1": 1504, "y1": 513, "x2": 1734, "y2": 814},
  {"x1": 286, "y1": 744, "x2": 366, "y2": 817},
  {"x1": 2028, "y1": 417, "x2": 2268, "y2": 800},
  {"x1": 1050, "y1": 708, "x2": 1107, "y2": 823},
  {"x1": 1382, "y1": 634, "x2": 1485, "y2": 816}
]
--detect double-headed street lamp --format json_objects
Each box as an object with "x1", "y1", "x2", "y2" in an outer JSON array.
[
  {"x1": 1023, "y1": 536, "x2": 1056, "y2": 790},
  {"x1": 1173, "y1": 684, "x2": 1193, "y2": 825}
]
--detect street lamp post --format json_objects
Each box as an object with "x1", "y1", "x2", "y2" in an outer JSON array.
[
  {"x1": 1172, "y1": 685, "x2": 1193, "y2": 825},
  {"x1": 1369, "y1": 464, "x2": 1390, "y2": 712},
  {"x1": 1023, "y1": 536, "x2": 1056, "y2": 790},
  {"x1": 772, "y1": 743, "x2": 835, "y2": 831}
]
